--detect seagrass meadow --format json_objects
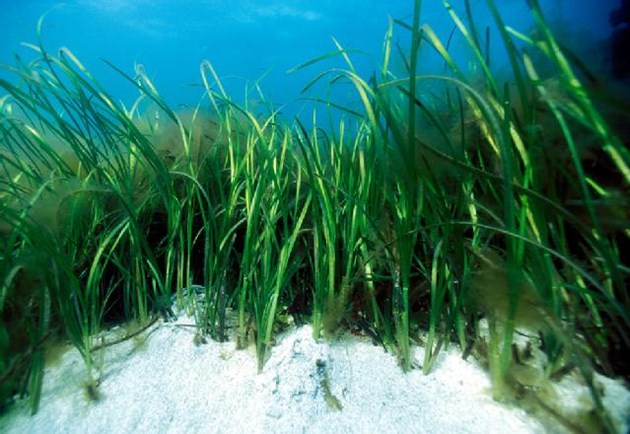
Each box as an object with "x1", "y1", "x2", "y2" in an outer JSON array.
[{"x1": 1, "y1": 0, "x2": 629, "y2": 432}]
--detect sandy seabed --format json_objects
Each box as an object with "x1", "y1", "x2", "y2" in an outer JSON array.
[{"x1": 1, "y1": 311, "x2": 629, "y2": 434}]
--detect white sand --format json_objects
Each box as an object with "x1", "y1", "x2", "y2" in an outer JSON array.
[{"x1": 1, "y1": 312, "x2": 629, "y2": 434}]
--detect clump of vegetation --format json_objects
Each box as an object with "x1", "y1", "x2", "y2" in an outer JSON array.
[{"x1": 0, "y1": 0, "x2": 628, "y2": 431}]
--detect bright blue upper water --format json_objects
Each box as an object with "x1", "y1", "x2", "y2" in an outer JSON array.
[{"x1": 0, "y1": 0, "x2": 621, "y2": 120}]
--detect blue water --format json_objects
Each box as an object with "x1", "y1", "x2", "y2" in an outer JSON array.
[{"x1": 0, "y1": 0, "x2": 621, "y2": 120}]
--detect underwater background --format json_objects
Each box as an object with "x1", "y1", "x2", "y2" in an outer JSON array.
[{"x1": 0, "y1": 0, "x2": 621, "y2": 118}]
